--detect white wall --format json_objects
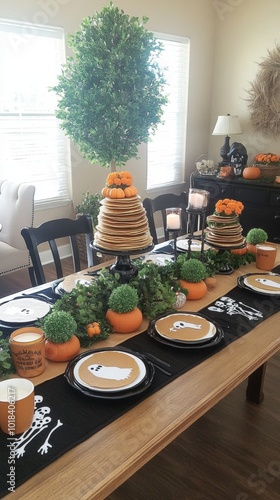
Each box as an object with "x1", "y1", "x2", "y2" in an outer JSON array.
[
  {"x1": 0, "y1": 0, "x2": 216, "y2": 225},
  {"x1": 209, "y1": 0, "x2": 280, "y2": 165}
]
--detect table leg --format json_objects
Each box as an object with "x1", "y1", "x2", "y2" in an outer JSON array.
[{"x1": 246, "y1": 363, "x2": 267, "y2": 404}]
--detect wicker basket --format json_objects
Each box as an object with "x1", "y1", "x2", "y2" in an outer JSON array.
[
  {"x1": 256, "y1": 164, "x2": 280, "y2": 181},
  {"x1": 76, "y1": 234, "x2": 113, "y2": 265}
]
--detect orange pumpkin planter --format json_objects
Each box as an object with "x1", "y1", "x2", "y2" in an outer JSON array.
[
  {"x1": 45, "y1": 335, "x2": 80, "y2": 362},
  {"x1": 231, "y1": 246, "x2": 248, "y2": 256},
  {"x1": 179, "y1": 258, "x2": 207, "y2": 300},
  {"x1": 179, "y1": 279, "x2": 207, "y2": 300},
  {"x1": 242, "y1": 166, "x2": 260, "y2": 180},
  {"x1": 106, "y1": 307, "x2": 143, "y2": 333},
  {"x1": 246, "y1": 243, "x2": 257, "y2": 254}
]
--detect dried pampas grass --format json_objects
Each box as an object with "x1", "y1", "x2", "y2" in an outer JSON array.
[{"x1": 247, "y1": 45, "x2": 280, "y2": 138}]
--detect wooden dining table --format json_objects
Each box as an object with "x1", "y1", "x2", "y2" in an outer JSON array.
[{"x1": 4, "y1": 249, "x2": 280, "y2": 500}]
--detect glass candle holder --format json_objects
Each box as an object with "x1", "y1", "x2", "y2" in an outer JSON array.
[
  {"x1": 188, "y1": 189, "x2": 209, "y2": 210},
  {"x1": 166, "y1": 207, "x2": 182, "y2": 231}
]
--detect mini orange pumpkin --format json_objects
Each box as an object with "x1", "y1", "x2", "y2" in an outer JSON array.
[
  {"x1": 219, "y1": 166, "x2": 233, "y2": 178},
  {"x1": 86, "y1": 322, "x2": 101, "y2": 337},
  {"x1": 109, "y1": 187, "x2": 125, "y2": 199},
  {"x1": 124, "y1": 186, "x2": 138, "y2": 197},
  {"x1": 242, "y1": 166, "x2": 260, "y2": 180},
  {"x1": 101, "y1": 186, "x2": 110, "y2": 197}
]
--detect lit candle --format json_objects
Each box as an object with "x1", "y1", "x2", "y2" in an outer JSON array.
[
  {"x1": 189, "y1": 192, "x2": 204, "y2": 209},
  {"x1": 166, "y1": 213, "x2": 181, "y2": 230},
  {"x1": 13, "y1": 333, "x2": 42, "y2": 343}
]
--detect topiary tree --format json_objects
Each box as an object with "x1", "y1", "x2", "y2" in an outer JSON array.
[{"x1": 52, "y1": 2, "x2": 168, "y2": 171}]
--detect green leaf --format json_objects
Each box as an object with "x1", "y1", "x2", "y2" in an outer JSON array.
[{"x1": 51, "y1": 3, "x2": 167, "y2": 167}]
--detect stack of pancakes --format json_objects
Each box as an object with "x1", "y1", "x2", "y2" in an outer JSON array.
[
  {"x1": 94, "y1": 195, "x2": 153, "y2": 251},
  {"x1": 205, "y1": 214, "x2": 246, "y2": 248}
]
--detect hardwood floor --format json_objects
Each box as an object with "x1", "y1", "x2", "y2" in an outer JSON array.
[
  {"x1": 1, "y1": 262, "x2": 280, "y2": 500},
  {"x1": 107, "y1": 356, "x2": 280, "y2": 500},
  {"x1": 0, "y1": 258, "x2": 88, "y2": 299}
]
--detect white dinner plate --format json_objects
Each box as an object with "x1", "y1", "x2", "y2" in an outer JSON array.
[
  {"x1": 176, "y1": 239, "x2": 210, "y2": 252},
  {"x1": 73, "y1": 350, "x2": 147, "y2": 392},
  {"x1": 143, "y1": 253, "x2": 173, "y2": 265},
  {"x1": 243, "y1": 273, "x2": 280, "y2": 295},
  {"x1": 0, "y1": 297, "x2": 51, "y2": 323},
  {"x1": 57, "y1": 274, "x2": 95, "y2": 293}
]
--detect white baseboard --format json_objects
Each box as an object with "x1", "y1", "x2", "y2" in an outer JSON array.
[{"x1": 40, "y1": 244, "x2": 72, "y2": 266}]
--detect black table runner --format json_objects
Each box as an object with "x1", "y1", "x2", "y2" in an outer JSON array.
[{"x1": 1, "y1": 268, "x2": 280, "y2": 498}]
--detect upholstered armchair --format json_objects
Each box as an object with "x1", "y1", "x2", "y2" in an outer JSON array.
[{"x1": 0, "y1": 180, "x2": 35, "y2": 276}]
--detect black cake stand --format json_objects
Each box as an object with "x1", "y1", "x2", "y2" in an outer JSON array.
[
  {"x1": 91, "y1": 243, "x2": 154, "y2": 283},
  {"x1": 204, "y1": 240, "x2": 247, "y2": 275}
]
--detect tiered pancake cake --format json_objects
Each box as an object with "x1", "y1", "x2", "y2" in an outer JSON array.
[
  {"x1": 205, "y1": 198, "x2": 246, "y2": 248},
  {"x1": 94, "y1": 171, "x2": 153, "y2": 252}
]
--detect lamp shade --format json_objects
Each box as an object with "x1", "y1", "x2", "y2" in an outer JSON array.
[{"x1": 212, "y1": 115, "x2": 242, "y2": 136}]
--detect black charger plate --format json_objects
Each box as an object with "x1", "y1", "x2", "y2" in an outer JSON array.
[{"x1": 65, "y1": 348, "x2": 155, "y2": 400}]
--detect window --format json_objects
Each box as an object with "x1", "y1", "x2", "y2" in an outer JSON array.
[
  {"x1": 0, "y1": 19, "x2": 70, "y2": 207},
  {"x1": 147, "y1": 34, "x2": 189, "y2": 190}
]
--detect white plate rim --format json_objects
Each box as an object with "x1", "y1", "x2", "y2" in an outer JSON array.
[
  {"x1": 143, "y1": 253, "x2": 173, "y2": 265},
  {"x1": 0, "y1": 297, "x2": 51, "y2": 323},
  {"x1": 176, "y1": 240, "x2": 210, "y2": 252},
  {"x1": 73, "y1": 350, "x2": 147, "y2": 392},
  {"x1": 243, "y1": 274, "x2": 280, "y2": 294}
]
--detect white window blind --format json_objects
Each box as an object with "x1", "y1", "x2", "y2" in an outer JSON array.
[
  {"x1": 0, "y1": 19, "x2": 71, "y2": 207},
  {"x1": 147, "y1": 35, "x2": 189, "y2": 190}
]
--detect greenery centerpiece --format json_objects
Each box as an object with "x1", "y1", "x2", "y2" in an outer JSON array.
[
  {"x1": 0, "y1": 332, "x2": 15, "y2": 378},
  {"x1": 51, "y1": 2, "x2": 167, "y2": 172},
  {"x1": 48, "y1": 250, "x2": 256, "y2": 348}
]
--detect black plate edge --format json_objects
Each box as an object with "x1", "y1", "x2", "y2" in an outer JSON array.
[
  {"x1": 64, "y1": 347, "x2": 155, "y2": 399},
  {"x1": 237, "y1": 274, "x2": 280, "y2": 296},
  {"x1": 148, "y1": 324, "x2": 224, "y2": 349},
  {"x1": 149, "y1": 311, "x2": 223, "y2": 346}
]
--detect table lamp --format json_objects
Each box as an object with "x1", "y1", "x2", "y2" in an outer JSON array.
[{"x1": 212, "y1": 114, "x2": 242, "y2": 165}]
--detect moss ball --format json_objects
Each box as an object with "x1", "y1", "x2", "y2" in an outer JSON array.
[
  {"x1": 108, "y1": 284, "x2": 138, "y2": 313},
  {"x1": 180, "y1": 258, "x2": 206, "y2": 283},
  {"x1": 246, "y1": 228, "x2": 268, "y2": 245},
  {"x1": 43, "y1": 310, "x2": 77, "y2": 343}
]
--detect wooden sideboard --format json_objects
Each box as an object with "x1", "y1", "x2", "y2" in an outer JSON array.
[{"x1": 191, "y1": 172, "x2": 280, "y2": 242}]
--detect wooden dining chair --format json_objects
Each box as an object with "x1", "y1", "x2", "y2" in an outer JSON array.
[
  {"x1": 21, "y1": 215, "x2": 98, "y2": 286},
  {"x1": 143, "y1": 192, "x2": 188, "y2": 245}
]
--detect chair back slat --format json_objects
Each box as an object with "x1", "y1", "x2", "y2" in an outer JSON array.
[
  {"x1": 21, "y1": 215, "x2": 97, "y2": 286},
  {"x1": 143, "y1": 192, "x2": 188, "y2": 245}
]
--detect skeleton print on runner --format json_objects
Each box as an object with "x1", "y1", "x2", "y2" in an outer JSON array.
[
  {"x1": 13, "y1": 395, "x2": 63, "y2": 457},
  {"x1": 207, "y1": 296, "x2": 263, "y2": 321}
]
